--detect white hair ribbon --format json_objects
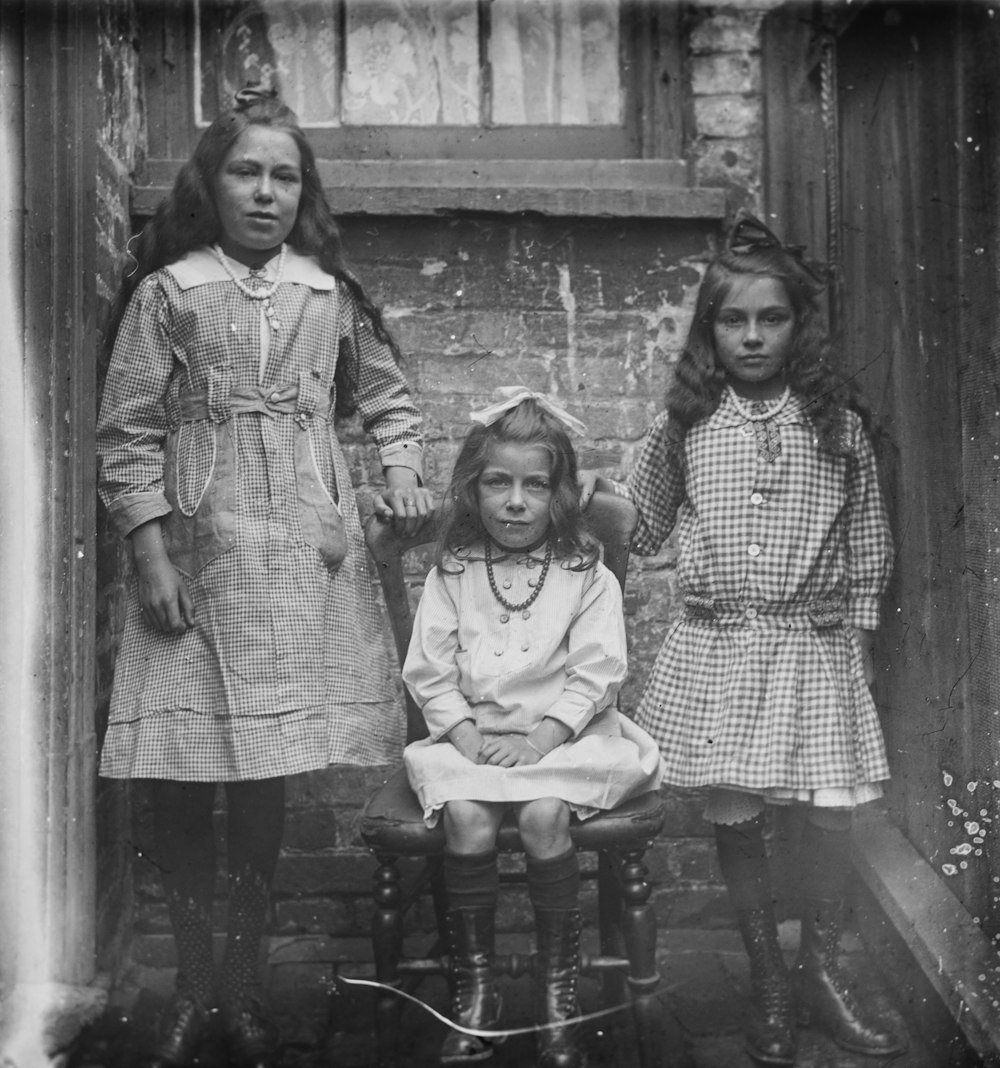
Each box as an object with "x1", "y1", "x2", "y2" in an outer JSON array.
[{"x1": 468, "y1": 385, "x2": 587, "y2": 437}]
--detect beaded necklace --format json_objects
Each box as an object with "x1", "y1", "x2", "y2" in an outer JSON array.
[
  {"x1": 212, "y1": 243, "x2": 287, "y2": 331},
  {"x1": 729, "y1": 385, "x2": 791, "y2": 422},
  {"x1": 485, "y1": 539, "x2": 552, "y2": 623}
]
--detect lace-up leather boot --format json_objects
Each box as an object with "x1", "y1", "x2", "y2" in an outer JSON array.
[
  {"x1": 144, "y1": 994, "x2": 210, "y2": 1068},
  {"x1": 223, "y1": 992, "x2": 280, "y2": 1068},
  {"x1": 534, "y1": 908, "x2": 584, "y2": 1068},
  {"x1": 794, "y1": 899, "x2": 905, "y2": 1056},
  {"x1": 735, "y1": 907, "x2": 796, "y2": 1066},
  {"x1": 441, "y1": 906, "x2": 504, "y2": 1064}
]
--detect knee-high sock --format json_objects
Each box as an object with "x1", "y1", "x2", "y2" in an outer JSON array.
[
  {"x1": 220, "y1": 777, "x2": 285, "y2": 1004},
  {"x1": 526, "y1": 848, "x2": 580, "y2": 912},
  {"x1": 443, "y1": 850, "x2": 499, "y2": 911},
  {"x1": 152, "y1": 780, "x2": 218, "y2": 1003}
]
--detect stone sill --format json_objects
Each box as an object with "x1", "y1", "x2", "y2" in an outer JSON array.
[
  {"x1": 851, "y1": 813, "x2": 1000, "y2": 1063},
  {"x1": 132, "y1": 159, "x2": 728, "y2": 219}
]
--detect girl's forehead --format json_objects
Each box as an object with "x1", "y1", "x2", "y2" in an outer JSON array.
[
  {"x1": 482, "y1": 440, "x2": 553, "y2": 473},
  {"x1": 718, "y1": 274, "x2": 792, "y2": 310},
  {"x1": 224, "y1": 125, "x2": 301, "y2": 167}
]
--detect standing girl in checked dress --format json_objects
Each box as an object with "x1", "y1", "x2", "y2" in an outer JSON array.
[
  {"x1": 402, "y1": 389, "x2": 663, "y2": 1068},
  {"x1": 97, "y1": 89, "x2": 432, "y2": 1068},
  {"x1": 582, "y1": 216, "x2": 904, "y2": 1065}
]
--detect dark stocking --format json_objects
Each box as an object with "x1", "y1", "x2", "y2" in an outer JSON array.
[
  {"x1": 714, "y1": 815, "x2": 772, "y2": 910},
  {"x1": 220, "y1": 777, "x2": 286, "y2": 1007},
  {"x1": 151, "y1": 780, "x2": 217, "y2": 1005}
]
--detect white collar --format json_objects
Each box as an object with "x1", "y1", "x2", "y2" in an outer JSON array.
[{"x1": 165, "y1": 246, "x2": 337, "y2": 291}]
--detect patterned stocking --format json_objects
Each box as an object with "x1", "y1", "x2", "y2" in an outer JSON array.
[
  {"x1": 151, "y1": 780, "x2": 218, "y2": 1005},
  {"x1": 219, "y1": 777, "x2": 285, "y2": 1006}
]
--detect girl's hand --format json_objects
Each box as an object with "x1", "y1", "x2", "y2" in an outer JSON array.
[
  {"x1": 578, "y1": 470, "x2": 616, "y2": 509},
  {"x1": 855, "y1": 628, "x2": 876, "y2": 688},
  {"x1": 478, "y1": 734, "x2": 540, "y2": 768},
  {"x1": 375, "y1": 467, "x2": 435, "y2": 537},
  {"x1": 446, "y1": 719, "x2": 487, "y2": 764},
  {"x1": 130, "y1": 521, "x2": 195, "y2": 635}
]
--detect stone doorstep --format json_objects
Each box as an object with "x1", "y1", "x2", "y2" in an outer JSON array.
[
  {"x1": 852, "y1": 813, "x2": 1000, "y2": 1065},
  {"x1": 0, "y1": 981, "x2": 108, "y2": 1061}
]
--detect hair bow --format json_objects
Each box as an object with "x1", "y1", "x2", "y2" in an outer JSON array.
[
  {"x1": 235, "y1": 84, "x2": 279, "y2": 109},
  {"x1": 469, "y1": 386, "x2": 587, "y2": 437},
  {"x1": 726, "y1": 212, "x2": 826, "y2": 283}
]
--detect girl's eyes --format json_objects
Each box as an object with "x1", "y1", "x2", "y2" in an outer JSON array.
[{"x1": 526, "y1": 479, "x2": 550, "y2": 492}]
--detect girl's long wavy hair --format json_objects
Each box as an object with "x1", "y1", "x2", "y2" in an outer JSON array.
[
  {"x1": 437, "y1": 400, "x2": 600, "y2": 571},
  {"x1": 667, "y1": 244, "x2": 868, "y2": 455},
  {"x1": 104, "y1": 93, "x2": 398, "y2": 414}
]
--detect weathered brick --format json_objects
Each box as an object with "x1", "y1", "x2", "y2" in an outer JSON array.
[
  {"x1": 690, "y1": 52, "x2": 761, "y2": 97},
  {"x1": 688, "y1": 8, "x2": 766, "y2": 54},
  {"x1": 274, "y1": 897, "x2": 354, "y2": 936},
  {"x1": 693, "y1": 137, "x2": 764, "y2": 194},
  {"x1": 693, "y1": 95, "x2": 762, "y2": 140}
]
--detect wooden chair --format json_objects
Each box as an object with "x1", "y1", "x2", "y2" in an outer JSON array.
[{"x1": 359, "y1": 492, "x2": 679, "y2": 1067}]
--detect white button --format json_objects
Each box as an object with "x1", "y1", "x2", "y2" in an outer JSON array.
[
  {"x1": 747, "y1": 543, "x2": 762, "y2": 557},
  {"x1": 745, "y1": 606, "x2": 758, "y2": 619},
  {"x1": 750, "y1": 492, "x2": 765, "y2": 506}
]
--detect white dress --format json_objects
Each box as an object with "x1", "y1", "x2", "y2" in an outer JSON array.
[{"x1": 402, "y1": 545, "x2": 664, "y2": 826}]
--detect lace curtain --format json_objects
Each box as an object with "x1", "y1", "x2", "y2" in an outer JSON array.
[{"x1": 200, "y1": 0, "x2": 620, "y2": 128}]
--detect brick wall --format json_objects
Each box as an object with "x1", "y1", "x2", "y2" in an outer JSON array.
[
  {"x1": 106, "y1": 0, "x2": 778, "y2": 1016},
  {"x1": 94, "y1": 0, "x2": 143, "y2": 982}
]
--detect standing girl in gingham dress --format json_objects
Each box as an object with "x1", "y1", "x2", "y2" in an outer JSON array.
[
  {"x1": 97, "y1": 89, "x2": 432, "y2": 1068},
  {"x1": 582, "y1": 216, "x2": 903, "y2": 1065},
  {"x1": 402, "y1": 389, "x2": 663, "y2": 1068}
]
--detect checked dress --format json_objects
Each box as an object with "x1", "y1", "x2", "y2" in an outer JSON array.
[
  {"x1": 97, "y1": 248, "x2": 422, "y2": 780},
  {"x1": 623, "y1": 387, "x2": 893, "y2": 806}
]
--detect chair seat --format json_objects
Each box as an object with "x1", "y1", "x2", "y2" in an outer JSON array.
[{"x1": 361, "y1": 765, "x2": 665, "y2": 856}]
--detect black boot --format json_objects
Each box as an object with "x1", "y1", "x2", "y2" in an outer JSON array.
[
  {"x1": 534, "y1": 908, "x2": 584, "y2": 1068},
  {"x1": 222, "y1": 992, "x2": 280, "y2": 1068},
  {"x1": 441, "y1": 907, "x2": 504, "y2": 1064},
  {"x1": 793, "y1": 899, "x2": 905, "y2": 1056},
  {"x1": 735, "y1": 908, "x2": 796, "y2": 1066},
  {"x1": 144, "y1": 994, "x2": 211, "y2": 1068}
]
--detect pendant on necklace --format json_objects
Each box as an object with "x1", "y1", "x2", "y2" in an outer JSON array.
[{"x1": 263, "y1": 298, "x2": 281, "y2": 331}]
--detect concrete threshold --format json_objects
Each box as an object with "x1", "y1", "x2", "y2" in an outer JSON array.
[{"x1": 852, "y1": 813, "x2": 1000, "y2": 1065}]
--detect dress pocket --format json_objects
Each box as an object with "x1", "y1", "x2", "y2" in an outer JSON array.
[
  {"x1": 161, "y1": 423, "x2": 238, "y2": 576},
  {"x1": 294, "y1": 423, "x2": 348, "y2": 572}
]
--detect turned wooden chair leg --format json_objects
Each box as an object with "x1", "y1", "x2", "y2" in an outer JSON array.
[
  {"x1": 598, "y1": 850, "x2": 628, "y2": 1006},
  {"x1": 620, "y1": 847, "x2": 689, "y2": 1068},
  {"x1": 371, "y1": 854, "x2": 404, "y2": 1068}
]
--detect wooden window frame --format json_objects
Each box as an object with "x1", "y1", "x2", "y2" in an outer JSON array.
[{"x1": 134, "y1": 0, "x2": 726, "y2": 220}]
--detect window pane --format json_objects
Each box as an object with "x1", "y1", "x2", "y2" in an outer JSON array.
[
  {"x1": 342, "y1": 0, "x2": 480, "y2": 125},
  {"x1": 201, "y1": 0, "x2": 341, "y2": 127},
  {"x1": 490, "y1": 0, "x2": 621, "y2": 126}
]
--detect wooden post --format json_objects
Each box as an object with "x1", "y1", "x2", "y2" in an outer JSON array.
[{"x1": 0, "y1": 0, "x2": 102, "y2": 1050}]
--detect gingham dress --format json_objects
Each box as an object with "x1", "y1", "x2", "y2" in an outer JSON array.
[
  {"x1": 624, "y1": 387, "x2": 893, "y2": 801},
  {"x1": 402, "y1": 549, "x2": 664, "y2": 825},
  {"x1": 97, "y1": 248, "x2": 422, "y2": 780}
]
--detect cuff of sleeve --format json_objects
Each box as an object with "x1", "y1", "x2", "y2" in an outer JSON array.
[
  {"x1": 380, "y1": 441, "x2": 423, "y2": 478},
  {"x1": 108, "y1": 493, "x2": 172, "y2": 540},
  {"x1": 424, "y1": 703, "x2": 475, "y2": 743},
  {"x1": 608, "y1": 480, "x2": 631, "y2": 500},
  {"x1": 544, "y1": 699, "x2": 593, "y2": 739},
  {"x1": 848, "y1": 597, "x2": 881, "y2": 630}
]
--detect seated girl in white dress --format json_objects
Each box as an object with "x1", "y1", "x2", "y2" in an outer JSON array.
[{"x1": 402, "y1": 387, "x2": 663, "y2": 1068}]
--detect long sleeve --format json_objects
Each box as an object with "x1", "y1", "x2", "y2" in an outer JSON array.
[
  {"x1": 339, "y1": 284, "x2": 423, "y2": 478},
  {"x1": 96, "y1": 276, "x2": 176, "y2": 538},
  {"x1": 843, "y1": 415, "x2": 894, "y2": 629},
  {"x1": 541, "y1": 565, "x2": 627, "y2": 737},
  {"x1": 402, "y1": 567, "x2": 475, "y2": 741},
  {"x1": 624, "y1": 412, "x2": 687, "y2": 557}
]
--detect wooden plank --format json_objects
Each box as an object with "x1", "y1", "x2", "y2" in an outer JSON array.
[
  {"x1": 853, "y1": 816, "x2": 1000, "y2": 1063},
  {"x1": 134, "y1": 157, "x2": 725, "y2": 218}
]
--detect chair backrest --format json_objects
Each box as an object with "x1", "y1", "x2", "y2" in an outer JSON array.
[{"x1": 364, "y1": 491, "x2": 639, "y2": 743}]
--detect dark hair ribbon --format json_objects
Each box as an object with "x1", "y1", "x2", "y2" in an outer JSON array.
[{"x1": 726, "y1": 212, "x2": 826, "y2": 283}]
